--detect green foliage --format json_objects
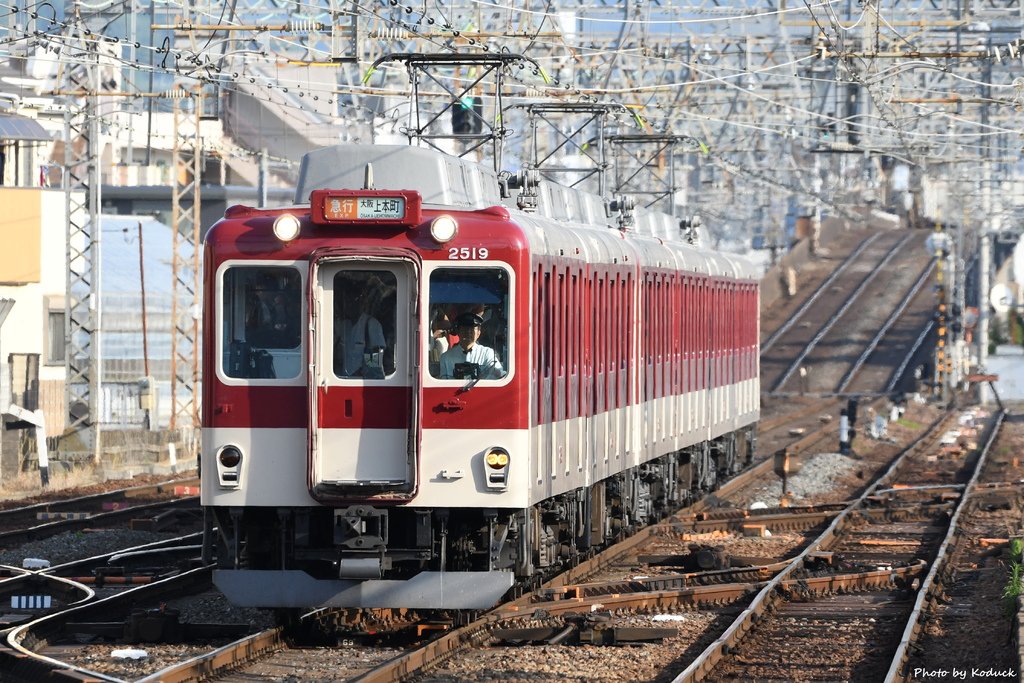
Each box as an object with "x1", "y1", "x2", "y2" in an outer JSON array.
[{"x1": 1004, "y1": 556, "x2": 1024, "y2": 617}]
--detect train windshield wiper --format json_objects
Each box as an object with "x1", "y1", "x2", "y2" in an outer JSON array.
[{"x1": 461, "y1": 359, "x2": 498, "y2": 392}]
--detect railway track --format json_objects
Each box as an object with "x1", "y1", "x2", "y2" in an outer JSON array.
[
  {"x1": 689, "y1": 406, "x2": 1006, "y2": 682},
  {"x1": 761, "y1": 229, "x2": 935, "y2": 397},
  {"x1": 837, "y1": 258, "x2": 937, "y2": 395},
  {"x1": 0, "y1": 561, "x2": 263, "y2": 682},
  {"x1": 0, "y1": 533, "x2": 204, "y2": 628},
  {"x1": 896, "y1": 414, "x2": 1024, "y2": 680},
  {"x1": 0, "y1": 478, "x2": 201, "y2": 546},
  {"x1": 5, "y1": 403, "x2": 1014, "y2": 682},
  {"x1": 125, "y1": 400, "x2": 962, "y2": 682}
]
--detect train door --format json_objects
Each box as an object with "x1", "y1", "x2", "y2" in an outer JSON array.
[{"x1": 309, "y1": 258, "x2": 419, "y2": 501}]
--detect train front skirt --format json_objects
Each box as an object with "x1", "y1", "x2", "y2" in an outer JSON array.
[{"x1": 213, "y1": 569, "x2": 516, "y2": 609}]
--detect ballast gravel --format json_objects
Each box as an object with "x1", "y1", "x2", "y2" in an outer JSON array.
[
  {"x1": 744, "y1": 451, "x2": 860, "y2": 507},
  {"x1": 0, "y1": 528, "x2": 180, "y2": 567}
]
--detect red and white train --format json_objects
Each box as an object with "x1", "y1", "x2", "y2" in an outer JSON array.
[{"x1": 201, "y1": 143, "x2": 760, "y2": 609}]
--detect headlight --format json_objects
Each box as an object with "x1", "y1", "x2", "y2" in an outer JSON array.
[
  {"x1": 273, "y1": 213, "x2": 301, "y2": 241},
  {"x1": 485, "y1": 449, "x2": 510, "y2": 469},
  {"x1": 483, "y1": 447, "x2": 510, "y2": 490},
  {"x1": 429, "y1": 215, "x2": 458, "y2": 243},
  {"x1": 219, "y1": 446, "x2": 242, "y2": 468},
  {"x1": 216, "y1": 445, "x2": 243, "y2": 488}
]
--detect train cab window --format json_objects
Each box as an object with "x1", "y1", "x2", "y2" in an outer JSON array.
[
  {"x1": 333, "y1": 271, "x2": 398, "y2": 379},
  {"x1": 428, "y1": 268, "x2": 509, "y2": 381},
  {"x1": 222, "y1": 266, "x2": 302, "y2": 379}
]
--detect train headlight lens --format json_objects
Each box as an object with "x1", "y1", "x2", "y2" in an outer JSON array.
[
  {"x1": 219, "y1": 446, "x2": 242, "y2": 468},
  {"x1": 485, "y1": 449, "x2": 510, "y2": 469},
  {"x1": 273, "y1": 214, "x2": 301, "y2": 242},
  {"x1": 429, "y1": 215, "x2": 458, "y2": 243},
  {"x1": 483, "y1": 448, "x2": 510, "y2": 490}
]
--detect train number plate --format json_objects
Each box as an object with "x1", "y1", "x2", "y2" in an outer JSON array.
[{"x1": 323, "y1": 196, "x2": 406, "y2": 221}]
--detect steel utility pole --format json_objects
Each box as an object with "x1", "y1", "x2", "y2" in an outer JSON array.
[
  {"x1": 62, "y1": 3, "x2": 103, "y2": 461},
  {"x1": 169, "y1": 96, "x2": 202, "y2": 435}
]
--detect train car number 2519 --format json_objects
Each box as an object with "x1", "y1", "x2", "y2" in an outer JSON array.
[{"x1": 448, "y1": 247, "x2": 489, "y2": 260}]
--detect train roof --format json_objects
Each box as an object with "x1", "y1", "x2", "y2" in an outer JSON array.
[
  {"x1": 296, "y1": 144, "x2": 504, "y2": 209},
  {"x1": 294, "y1": 144, "x2": 758, "y2": 281}
]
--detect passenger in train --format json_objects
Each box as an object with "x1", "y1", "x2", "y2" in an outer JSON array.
[
  {"x1": 336, "y1": 288, "x2": 387, "y2": 378},
  {"x1": 428, "y1": 308, "x2": 450, "y2": 377},
  {"x1": 246, "y1": 274, "x2": 300, "y2": 349},
  {"x1": 467, "y1": 303, "x2": 506, "y2": 353},
  {"x1": 440, "y1": 311, "x2": 504, "y2": 380}
]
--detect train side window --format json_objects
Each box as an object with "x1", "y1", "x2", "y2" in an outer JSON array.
[
  {"x1": 428, "y1": 267, "x2": 510, "y2": 381},
  {"x1": 222, "y1": 265, "x2": 302, "y2": 380},
  {"x1": 334, "y1": 270, "x2": 397, "y2": 379}
]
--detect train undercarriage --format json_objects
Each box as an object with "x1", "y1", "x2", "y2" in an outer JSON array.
[{"x1": 204, "y1": 426, "x2": 755, "y2": 607}]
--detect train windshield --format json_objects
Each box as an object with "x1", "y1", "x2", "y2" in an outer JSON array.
[
  {"x1": 221, "y1": 265, "x2": 302, "y2": 379},
  {"x1": 428, "y1": 268, "x2": 509, "y2": 380}
]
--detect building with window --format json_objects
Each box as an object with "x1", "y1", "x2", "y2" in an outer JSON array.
[{"x1": 0, "y1": 186, "x2": 68, "y2": 478}]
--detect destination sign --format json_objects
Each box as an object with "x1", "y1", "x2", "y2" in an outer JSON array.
[{"x1": 322, "y1": 196, "x2": 406, "y2": 221}]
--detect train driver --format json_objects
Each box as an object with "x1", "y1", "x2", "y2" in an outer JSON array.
[{"x1": 440, "y1": 311, "x2": 504, "y2": 380}]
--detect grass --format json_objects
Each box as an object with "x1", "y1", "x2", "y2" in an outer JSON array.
[
  {"x1": 895, "y1": 418, "x2": 923, "y2": 430},
  {"x1": 0, "y1": 462, "x2": 102, "y2": 498},
  {"x1": 1003, "y1": 539, "x2": 1024, "y2": 617},
  {"x1": 2, "y1": 427, "x2": 198, "y2": 499}
]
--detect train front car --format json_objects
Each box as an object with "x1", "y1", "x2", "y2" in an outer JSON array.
[
  {"x1": 201, "y1": 142, "x2": 761, "y2": 611},
  {"x1": 202, "y1": 145, "x2": 529, "y2": 609}
]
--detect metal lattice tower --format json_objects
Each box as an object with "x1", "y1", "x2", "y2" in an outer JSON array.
[
  {"x1": 169, "y1": 97, "x2": 202, "y2": 433},
  {"x1": 61, "y1": 7, "x2": 103, "y2": 459}
]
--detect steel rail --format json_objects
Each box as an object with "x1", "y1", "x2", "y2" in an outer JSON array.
[
  {"x1": 835, "y1": 259, "x2": 937, "y2": 393},
  {"x1": 761, "y1": 233, "x2": 883, "y2": 354},
  {"x1": 136, "y1": 627, "x2": 286, "y2": 683},
  {"x1": 0, "y1": 572, "x2": 94, "y2": 627},
  {"x1": 771, "y1": 232, "x2": 917, "y2": 393},
  {"x1": 41, "y1": 532, "x2": 203, "y2": 577},
  {"x1": 883, "y1": 409, "x2": 1006, "y2": 681},
  {"x1": 886, "y1": 320, "x2": 936, "y2": 394},
  {"x1": 2, "y1": 566, "x2": 214, "y2": 682}
]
